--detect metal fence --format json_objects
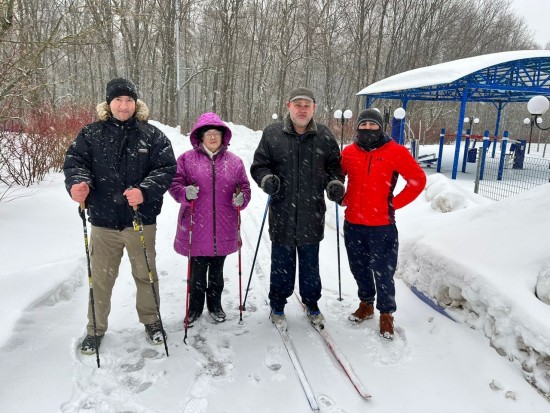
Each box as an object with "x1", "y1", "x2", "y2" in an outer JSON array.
[{"x1": 474, "y1": 147, "x2": 550, "y2": 201}]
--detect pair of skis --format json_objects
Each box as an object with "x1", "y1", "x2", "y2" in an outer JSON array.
[
  {"x1": 242, "y1": 198, "x2": 370, "y2": 409},
  {"x1": 273, "y1": 307, "x2": 371, "y2": 412}
]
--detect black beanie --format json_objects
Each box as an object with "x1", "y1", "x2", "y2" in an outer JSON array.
[
  {"x1": 106, "y1": 77, "x2": 138, "y2": 104},
  {"x1": 355, "y1": 108, "x2": 383, "y2": 130},
  {"x1": 197, "y1": 126, "x2": 224, "y2": 141}
]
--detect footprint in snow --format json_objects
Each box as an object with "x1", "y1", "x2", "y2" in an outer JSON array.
[
  {"x1": 317, "y1": 394, "x2": 349, "y2": 412},
  {"x1": 264, "y1": 344, "x2": 283, "y2": 371},
  {"x1": 191, "y1": 333, "x2": 232, "y2": 377},
  {"x1": 183, "y1": 397, "x2": 208, "y2": 413}
]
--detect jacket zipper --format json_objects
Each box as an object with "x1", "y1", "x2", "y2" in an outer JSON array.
[
  {"x1": 367, "y1": 151, "x2": 373, "y2": 175},
  {"x1": 211, "y1": 158, "x2": 218, "y2": 256}
]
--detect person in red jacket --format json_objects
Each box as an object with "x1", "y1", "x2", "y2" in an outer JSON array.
[{"x1": 341, "y1": 108, "x2": 426, "y2": 340}]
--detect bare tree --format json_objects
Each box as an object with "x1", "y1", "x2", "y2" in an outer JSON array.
[{"x1": 0, "y1": 0, "x2": 537, "y2": 135}]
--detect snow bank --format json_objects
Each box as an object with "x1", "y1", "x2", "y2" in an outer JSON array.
[{"x1": 399, "y1": 179, "x2": 550, "y2": 394}]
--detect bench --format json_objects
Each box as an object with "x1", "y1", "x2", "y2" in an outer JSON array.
[{"x1": 417, "y1": 153, "x2": 438, "y2": 168}]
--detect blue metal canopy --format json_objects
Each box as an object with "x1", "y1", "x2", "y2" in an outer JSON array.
[{"x1": 357, "y1": 50, "x2": 550, "y2": 178}]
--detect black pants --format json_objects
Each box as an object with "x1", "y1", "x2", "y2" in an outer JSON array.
[
  {"x1": 269, "y1": 243, "x2": 321, "y2": 310},
  {"x1": 344, "y1": 221, "x2": 398, "y2": 314},
  {"x1": 189, "y1": 256, "x2": 227, "y2": 314}
]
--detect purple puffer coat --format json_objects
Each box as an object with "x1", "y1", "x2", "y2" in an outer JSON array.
[{"x1": 169, "y1": 112, "x2": 251, "y2": 257}]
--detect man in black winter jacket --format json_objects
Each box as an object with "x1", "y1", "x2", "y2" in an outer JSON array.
[
  {"x1": 250, "y1": 87, "x2": 345, "y2": 330},
  {"x1": 64, "y1": 77, "x2": 176, "y2": 354}
]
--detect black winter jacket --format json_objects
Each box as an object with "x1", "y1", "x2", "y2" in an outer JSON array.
[
  {"x1": 250, "y1": 114, "x2": 343, "y2": 246},
  {"x1": 63, "y1": 101, "x2": 176, "y2": 229}
]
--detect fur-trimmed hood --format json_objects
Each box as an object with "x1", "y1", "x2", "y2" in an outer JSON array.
[{"x1": 96, "y1": 99, "x2": 150, "y2": 122}]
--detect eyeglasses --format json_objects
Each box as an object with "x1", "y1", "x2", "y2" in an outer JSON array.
[{"x1": 204, "y1": 131, "x2": 222, "y2": 139}]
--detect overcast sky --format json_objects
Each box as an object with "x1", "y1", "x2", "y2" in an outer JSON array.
[{"x1": 510, "y1": 0, "x2": 550, "y2": 47}]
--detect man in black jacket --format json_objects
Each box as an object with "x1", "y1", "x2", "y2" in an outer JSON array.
[
  {"x1": 64, "y1": 77, "x2": 176, "y2": 354},
  {"x1": 250, "y1": 87, "x2": 345, "y2": 330}
]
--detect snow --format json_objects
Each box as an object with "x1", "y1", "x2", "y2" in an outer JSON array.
[
  {"x1": 1, "y1": 120, "x2": 549, "y2": 412},
  {"x1": 356, "y1": 50, "x2": 550, "y2": 95}
]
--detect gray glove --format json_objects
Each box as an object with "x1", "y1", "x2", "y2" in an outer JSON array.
[
  {"x1": 186, "y1": 185, "x2": 199, "y2": 201},
  {"x1": 233, "y1": 192, "x2": 244, "y2": 207}
]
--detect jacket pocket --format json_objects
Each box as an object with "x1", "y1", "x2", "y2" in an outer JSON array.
[{"x1": 178, "y1": 206, "x2": 188, "y2": 230}]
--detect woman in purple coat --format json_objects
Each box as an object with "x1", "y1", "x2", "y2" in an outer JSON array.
[{"x1": 170, "y1": 112, "x2": 251, "y2": 324}]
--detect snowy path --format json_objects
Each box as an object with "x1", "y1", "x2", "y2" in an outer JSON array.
[{"x1": 1, "y1": 123, "x2": 548, "y2": 412}]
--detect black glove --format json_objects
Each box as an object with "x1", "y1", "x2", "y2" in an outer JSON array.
[
  {"x1": 261, "y1": 174, "x2": 280, "y2": 196},
  {"x1": 326, "y1": 180, "x2": 345, "y2": 203}
]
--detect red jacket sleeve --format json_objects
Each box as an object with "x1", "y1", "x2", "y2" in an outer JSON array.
[{"x1": 392, "y1": 146, "x2": 427, "y2": 209}]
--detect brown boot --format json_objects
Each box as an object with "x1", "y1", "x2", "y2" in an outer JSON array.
[
  {"x1": 379, "y1": 313, "x2": 394, "y2": 340},
  {"x1": 348, "y1": 301, "x2": 374, "y2": 323}
]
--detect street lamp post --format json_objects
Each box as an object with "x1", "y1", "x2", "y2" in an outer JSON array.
[
  {"x1": 523, "y1": 117, "x2": 533, "y2": 155},
  {"x1": 334, "y1": 109, "x2": 353, "y2": 150},
  {"x1": 464, "y1": 116, "x2": 480, "y2": 137},
  {"x1": 332, "y1": 109, "x2": 352, "y2": 302},
  {"x1": 393, "y1": 107, "x2": 406, "y2": 145},
  {"x1": 526, "y1": 95, "x2": 550, "y2": 154}
]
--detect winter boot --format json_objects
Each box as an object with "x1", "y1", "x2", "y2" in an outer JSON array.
[
  {"x1": 379, "y1": 313, "x2": 394, "y2": 340},
  {"x1": 185, "y1": 310, "x2": 201, "y2": 328},
  {"x1": 209, "y1": 307, "x2": 227, "y2": 323},
  {"x1": 348, "y1": 301, "x2": 374, "y2": 323},
  {"x1": 80, "y1": 334, "x2": 104, "y2": 355},
  {"x1": 145, "y1": 320, "x2": 166, "y2": 345},
  {"x1": 306, "y1": 303, "x2": 325, "y2": 329},
  {"x1": 270, "y1": 308, "x2": 287, "y2": 331}
]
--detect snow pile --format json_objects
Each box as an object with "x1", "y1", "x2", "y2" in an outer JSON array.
[
  {"x1": 425, "y1": 173, "x2": 492, "y2": 213},
  {"x1": 399, "y1": 180, "x2": 550, "y2": 395}
]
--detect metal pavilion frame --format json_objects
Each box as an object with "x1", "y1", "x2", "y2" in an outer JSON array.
[{"x1": 358, "y1": 55, "x2": 550, "y2": 179}]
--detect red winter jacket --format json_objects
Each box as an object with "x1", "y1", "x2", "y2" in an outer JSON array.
[{"x1": 341, "y1": 138, "x2": 426, "y2": 226}]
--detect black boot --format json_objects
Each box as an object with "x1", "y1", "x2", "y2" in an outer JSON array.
[
  {"x1": 145, "y1": 321, "x2": 166, "y2": 345},
  {"x1": 80, "y1": 334, "x2": 104, "y2": 355},
  {"x1": 208, "y1": 306, "x2": 226, "y2": 323}
]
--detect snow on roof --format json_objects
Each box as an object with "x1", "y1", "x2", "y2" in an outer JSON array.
[{"x1": 357, "y1": 50, "x2": 550, "y2": 95}]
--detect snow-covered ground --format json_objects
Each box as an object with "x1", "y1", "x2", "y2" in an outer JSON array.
[{"x1": 0, "y1": 120, "x2": 549, "y2": 412}]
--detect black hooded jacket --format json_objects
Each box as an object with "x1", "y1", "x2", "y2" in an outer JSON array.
[
  {"x1": 63, "y1": 101, "x2": 176, "y2": 229},
  {"x1": 250, "y1": 114, "x2": 343, "y2": 246}
]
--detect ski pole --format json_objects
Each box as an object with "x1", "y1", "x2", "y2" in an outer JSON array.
[
  {"x1": 336, "y1": 113, "x2": 347, "y2": 301},
  {"x1": 336, "y1": 204, "x2": 342, "y2": 301},
  {"x1": 183, "y1": 200, "x2": 195, "y2": 344},
  {"x1": 242, "y1": 195, "x2": 270, "y2": 311},
  {"x1": 235, "y1": 186, "x2": 243, "y2": 324},
  {"x1": 131, "y1": 206, "x2": 169, "y2": 357},
  {"x1": 78, "y1": 202, "x2": 101, "y2": 368}
]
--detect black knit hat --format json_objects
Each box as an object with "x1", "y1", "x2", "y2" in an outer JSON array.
[
  {"x1": 197, "y1": 126, "x2": 225, "y2": 141},
  {"x1": 106, "y1": 77, "x2": 138, "y2": 104},
  {"x1": 288, "y1": 87, "x2": 315, "y2": 103},
  {"x1": 355, "y1": 108, "x2": 383, "y2": 130}
]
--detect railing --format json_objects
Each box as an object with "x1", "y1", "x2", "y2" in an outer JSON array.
[{"x1": 475, "y1": 147, "x2": 550, "y2": 201}]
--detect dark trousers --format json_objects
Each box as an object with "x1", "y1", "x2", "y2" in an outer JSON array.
[
  {"x1": 189, "y1": 256, "x2": 227, "y2": 314},
  {"x1": 269, "y1": 243, "x2": 321, "y2": 310},
  {"x1": 344, "y1": 221, "x2": 398, "y2": 314}
]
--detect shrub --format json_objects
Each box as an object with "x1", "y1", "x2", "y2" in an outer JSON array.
[{"x1": 0, "y1": 103, "x2": 94, "y2": 188}]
